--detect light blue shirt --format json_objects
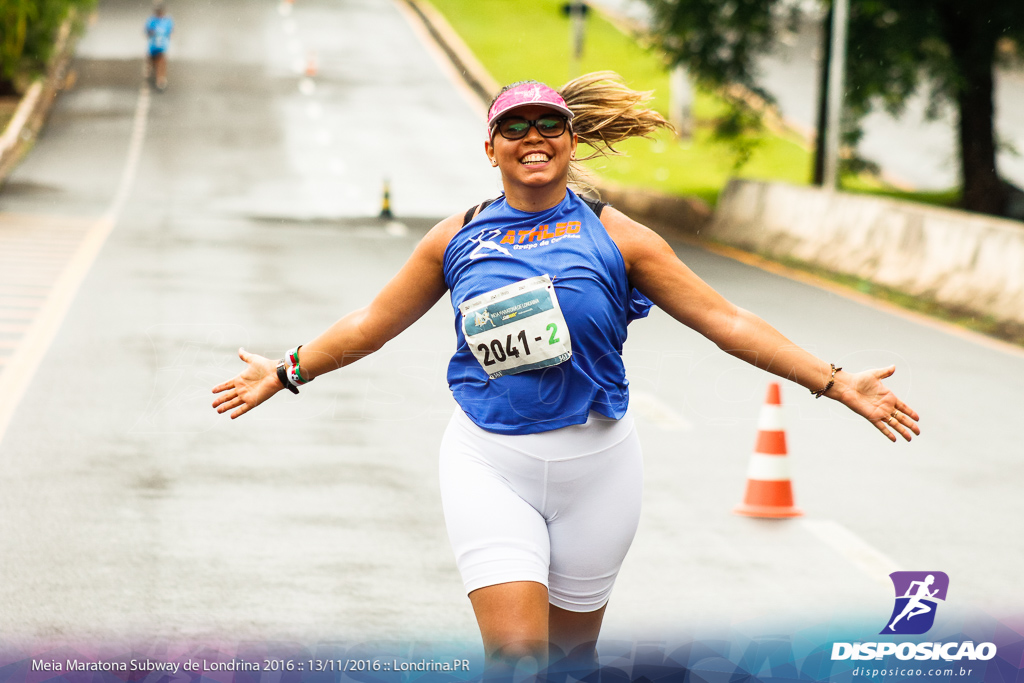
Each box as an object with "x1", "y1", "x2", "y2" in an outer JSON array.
[{"x1": 146, "y1": 16, "x2": 174, "y2": 52}]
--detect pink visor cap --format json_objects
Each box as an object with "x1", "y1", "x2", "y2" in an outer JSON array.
[{"x1": 486, "y1": 82, "x2": 574, "y2": 138}]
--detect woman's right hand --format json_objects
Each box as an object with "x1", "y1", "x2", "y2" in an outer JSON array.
[{"x1": 211, "y1": 348, "x2": 283, "y2": 419}]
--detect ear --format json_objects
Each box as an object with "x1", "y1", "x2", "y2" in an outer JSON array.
[
  {"x1": 484, "y1": 139, "x2": 498, "y2": 167},
  {"x1": 570, "y1": 132, "x2": 578, "y2": 160}
]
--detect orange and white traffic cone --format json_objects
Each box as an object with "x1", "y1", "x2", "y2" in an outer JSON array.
[
  {"x1": 733, "y1": 383, "x2": 803, "y2": 518},
  {"x1": 304, "y1": 51, "x2": 318, "y2": 78}
]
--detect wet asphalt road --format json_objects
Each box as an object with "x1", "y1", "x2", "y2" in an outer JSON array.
[{"x1": 0, "y1": 0, "x2": 1022, "y2": 648}]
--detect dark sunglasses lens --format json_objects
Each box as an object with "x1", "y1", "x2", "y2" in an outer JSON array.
[
  {"x1": 499, "y1": 118, "x2": 531, "y2": 139},
  {"x1": 537, "y1": 117, "x2": 566, "y2": 136}
]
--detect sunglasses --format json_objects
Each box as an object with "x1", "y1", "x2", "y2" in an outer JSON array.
[{"x1": 494, "y1": 115, "x2": 569, "y2": 140}]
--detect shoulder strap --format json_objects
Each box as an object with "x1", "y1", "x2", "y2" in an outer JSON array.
[
  {"x1": 577, "y1": 193, "x2": 607, "y2": 218},
  {"x1": 462, "y1": 198, "x2": 498, "y2": 226}
]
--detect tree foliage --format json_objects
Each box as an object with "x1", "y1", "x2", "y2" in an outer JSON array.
[
  {"x1": 0, "y1": 0, "x2": 96, "y2": 94},
  {"x1": 642, "y1": 0, "x2": 1024, "y2": 216}
]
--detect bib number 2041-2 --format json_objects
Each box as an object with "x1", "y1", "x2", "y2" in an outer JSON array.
[{"x1": 460, "y1": 274, "x2": 572, "y2": 379}]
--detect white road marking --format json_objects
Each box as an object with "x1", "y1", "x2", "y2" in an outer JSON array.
[
  {"x1": 0, "y1": 85, "x2": 151, "y2": 446},
  {"x1": 299, "y1": 78, "x2": 315, "y2": 95},
  {"x1": 629, "y1": 390, "x2": 693, "y2": 431},
  {"x1": 107, "y1": 86, "x2": 150, "y2": 220},
  {"x1": 385, "y1": 221, "x2": 409, "y2": 237},
  {"x1": 802, "y1": 518, "x2": 902, "y2": 584}
]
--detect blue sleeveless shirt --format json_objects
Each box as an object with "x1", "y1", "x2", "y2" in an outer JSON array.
[{"x1": 443, "y1": 190, "x2": 652, "y2": 434}]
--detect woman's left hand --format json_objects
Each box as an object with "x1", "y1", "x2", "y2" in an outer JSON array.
[{"x1": 836, "y1": 365, "x2": 920, "y2": 442}]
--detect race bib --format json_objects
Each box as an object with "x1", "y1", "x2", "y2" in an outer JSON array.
[{"x1": 459, "y1": 274, "x2": 572, "y2": 379}]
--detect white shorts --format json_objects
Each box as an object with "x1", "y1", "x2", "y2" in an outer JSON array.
[{"x1": 439, "y1": 408, "x2": 643, "y2": 612}]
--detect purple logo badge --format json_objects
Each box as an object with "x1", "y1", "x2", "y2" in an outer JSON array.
[{"x1": 880, "y1": 571, "x2": 949, "y2": 635}]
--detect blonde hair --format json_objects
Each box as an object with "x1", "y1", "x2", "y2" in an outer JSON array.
[{"x1": 558, "y1": 71, "x2": 671, "y2": 185}]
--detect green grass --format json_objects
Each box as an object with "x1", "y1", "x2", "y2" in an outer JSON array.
[
  {"x1": 585, "y1": 126, "x2": 812, "y2": 206},
  {"x1": 428, "y1": 0, "x2": 961, "y2": 208},
  {"x1": 431, "y1": 0, "x2": 667, "y2": 101},
  {"x1": 843, "y1": 184, "x2": 962, "y2": 210},
  {"x1": 429, "y1": 0, "x2": 813, "y2": 204}
]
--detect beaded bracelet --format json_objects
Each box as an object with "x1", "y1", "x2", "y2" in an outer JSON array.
[{"x1": 811, "y1": 363, "x2": 841, "y2": 399}]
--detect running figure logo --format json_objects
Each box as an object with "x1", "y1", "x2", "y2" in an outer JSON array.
[
  {"x1": 474, "y1": 309, "x2": 494, "y2": 329},
  {"x1": 881, "y1": 571, "x2": 949, "y2": 635},
  {"x1": 468, "y1": 228, "x2": 512, "y2": 260}
]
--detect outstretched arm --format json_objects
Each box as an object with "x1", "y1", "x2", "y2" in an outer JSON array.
[
  {"x1": 211, "y1": 214, "x2": 460, "y2": 419},
  {"x1": 602, "y1": 208, "x2": 920, "y2": 442}
]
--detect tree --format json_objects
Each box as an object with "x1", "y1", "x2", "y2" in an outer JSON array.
[
  {"x1": 0, "y1": 0, "x2": 95, "y2": 95},
  {"x1": 641, "y1": 0, "x2": 1024, "y2": 217}
]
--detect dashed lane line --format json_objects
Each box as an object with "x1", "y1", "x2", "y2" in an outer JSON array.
[
  {"x1": 630, "y1": 389, "x2": 693, "y2": 432},
  {"x1": 802, "y1": 518, "x2": 902, "y2": 584},
  {"x1": 0, "y1": 85, "x2": 151, "y2": 445}
]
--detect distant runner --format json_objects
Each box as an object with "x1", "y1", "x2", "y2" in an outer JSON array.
[{"x1": 145, "y1": 2, "x2": 174, "y2": 90}]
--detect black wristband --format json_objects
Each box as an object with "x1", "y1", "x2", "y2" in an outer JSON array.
[{"x1": 276, "y1": 360, "x2": 299, "y2": 394}]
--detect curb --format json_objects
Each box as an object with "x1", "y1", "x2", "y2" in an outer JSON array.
[
  {"x1": 401, "y1": 0, "x2": 712, "y2": 236},
  {"x1": 403, "y1": 0, "x2": 499, "y2": 105},
  {"x1": 0, "y1": 81, "x2": 44, "y2": 161},
  {"x1": 0, "y1": 12, "x2": 81, "y2": 188}
]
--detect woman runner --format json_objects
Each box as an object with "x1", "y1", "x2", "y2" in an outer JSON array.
[{"x1": 212, "y1": 72, "x2": 920, "y2": 675}]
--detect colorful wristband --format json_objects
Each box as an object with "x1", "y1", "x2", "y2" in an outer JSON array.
[
  {"x1": 285, "y1": 345, "x2": 311, "y2": 385},
  {"x1": 288, "y1": 364, "x2": 308, "y2": 386}
]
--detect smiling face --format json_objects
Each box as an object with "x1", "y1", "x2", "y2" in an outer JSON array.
[{"x1": 485, "y1": 104, "x2": 578, "y2": 207}]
